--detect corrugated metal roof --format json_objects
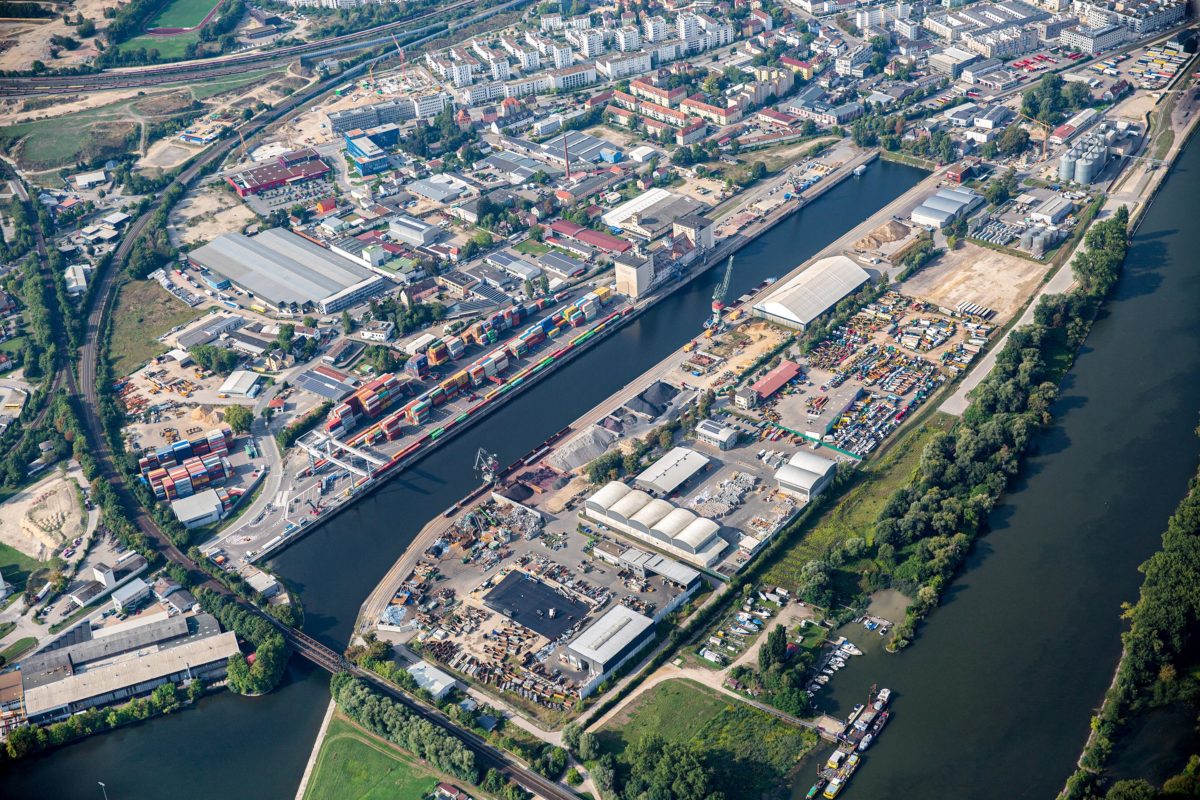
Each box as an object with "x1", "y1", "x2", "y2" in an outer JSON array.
[{"x1": 753, "y1": 256, "x2": 870, "y2": 328}]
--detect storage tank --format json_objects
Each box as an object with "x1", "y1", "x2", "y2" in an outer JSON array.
[
  {"x1": 1020, "y1": 230, "x2": 1035, "y2": 250},
  {"x1": 1031, "y1": 233, "x2": 1047, "y2": 257},
  {"x1": 1074, "y1": 153, "x2": 1097, "y2": 184},
  {"x1": 1058, "y1": 151, "x2": 1077, "y2": 181}
]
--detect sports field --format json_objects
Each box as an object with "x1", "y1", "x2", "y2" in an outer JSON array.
[
  {"x1": 303, "y1": 716, "x2": 442, "y2": 800},
  {"x1": 147, "y1": 0, "x2": 222, "y2": 30}
]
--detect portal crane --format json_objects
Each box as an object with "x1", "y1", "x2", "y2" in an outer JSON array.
[
  {"x1": 475, "y1": 447, "x2": 499, "y2": 485},
  {"x1": 706, "y1": 255, "x2": 734, "y2": 330}
]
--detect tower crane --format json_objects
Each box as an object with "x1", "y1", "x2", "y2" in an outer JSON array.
[{"x1": 706, "y1": 255, "x2": 734, "y2": 330}]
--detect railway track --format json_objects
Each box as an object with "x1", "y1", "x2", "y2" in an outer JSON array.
[
  {"x1": 0, "y1": 0, "x2": 524, "y2": 96},
  {"x1": 57, "y1": 38, "x2": 573, "y2": 800}
]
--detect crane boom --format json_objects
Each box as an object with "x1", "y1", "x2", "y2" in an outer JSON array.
[{"x1": 707, "y1": 255, "x2": 734, "y2": 329}]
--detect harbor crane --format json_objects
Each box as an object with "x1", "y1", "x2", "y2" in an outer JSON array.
[
  {"x1": 475, "y1": 447, "x2": 499, "y2": 485},
  {"x1": 706, "y1": 255, "x2": 735, "y2": 330}
]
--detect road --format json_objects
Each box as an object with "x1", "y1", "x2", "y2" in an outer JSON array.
[
  {"x1": 941, "y1": 52, "x2": 1200, "y2": 416},
  {"x1": 0, "y1": 0, "x2": 532, "y2": 97},
  {"x1": 53, "y1": 45, "x2": 579, "y2": 800}
]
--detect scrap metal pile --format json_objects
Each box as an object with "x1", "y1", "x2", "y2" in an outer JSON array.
[{"x1": 688, "y1": 471, "x2": 758, "y2": 518}]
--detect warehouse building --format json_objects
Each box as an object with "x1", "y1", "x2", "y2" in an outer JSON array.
[
  {"x1": 752, "y1": 256, "x2": 871, "y2": 330},
  {"x1": 407, "y1": 661, "x2": 462, "y2": 701},
  {"x1": 218, "y1": 370, "x2": 261, "y2": 397},
  {"x1": 752, "y1": 359, "x2": 802, "y2": 401},
  {"x1": 189, "y1": 229, "x2": 388, "y2": 314},
  {"x1": 634, "y1": 446, "x2": 711, "y2": 496},
  {"x1": 910, "y1": 187, "x2": 983, "y2": 229},
  {"x1": 226, "y1": 150, "x2": 330, "y2": 197},
  {"x1": 18, "y1": 614, "x2": 240, "y2": 725},
  {"x1": 582, "y1": 481, "x2": 725, "y2": 567},
  {"x1": 567, "y1": 604, "x2": 655, "y2": 695},
  {"x1": 774, "y1": 450, "x2": 838, "y2": 500},
  {"x1": 601, "y1": 188, "x2": 706, "y2": 239},
  {"x1": 171, "y1": 489, "x2": 225, "y2": 529},
  {"x1": 389, "y1": 214, "x2": 442, "y2": 247}
]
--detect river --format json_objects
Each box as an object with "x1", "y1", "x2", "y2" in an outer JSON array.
[
  {"x1": 0, "y1": 159, "x2": 927, "y2": 799},
  {"x1": 796, "y1": 135, "x2": 1200, "y2": 798}
]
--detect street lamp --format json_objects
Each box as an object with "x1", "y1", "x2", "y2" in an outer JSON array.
[{"x1": 98, "y1": 781, "x2": 109, "y2": 800}]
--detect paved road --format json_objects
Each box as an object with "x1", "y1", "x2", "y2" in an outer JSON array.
[{"x1": 941, "y1": 64, "x2": 1200, "y2": 417}]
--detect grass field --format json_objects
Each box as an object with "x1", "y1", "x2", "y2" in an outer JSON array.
[
  {"x1": 109, "y1": 280, "x2": 204, "y2": 377},
  {"x1": 303, "y1": 716, "x2": 442, "y2": 800},
  {"x1": 598, "y1": 679, "x2": 818, "y2": 798},
  {"x1": 762, "y1": 413, "x2": 955, "y2": 593},
  {"x1": 0, "y1": 636, "x2": 37, "y2": 664},
  {"x1": 515, "y1": 239, "x2": 550, "y2": 256},
  {"x1": 0, "y1": 541, "x2": 46, "y2": 597},
  {"x1": 147, "y1": 0, "x2": 221, "y2": 29},
  {"x1": 0, "y1": 110, "x2": 139, "y2": 171},
  {"x1": 187, "y1": 69, "x2": 278, "y2": 100},
  {"x1": 120, "y1": 31, "x2": 203, "y2": 59}
]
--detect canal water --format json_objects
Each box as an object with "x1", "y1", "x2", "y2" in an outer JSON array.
[
  {"x1": 798, "y1": 136, "x2": 1200, "y2": 798},
  {"x1": 0, "y1": 159, "x2": 926, "y2": 799}
]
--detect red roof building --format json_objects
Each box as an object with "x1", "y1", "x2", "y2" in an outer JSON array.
[
  {"x1": 752, "y1": 359, "x2": 801, "y2": 400},
  {"x1": 548, "y1": 219, "x2": 632, "y2": 254}
]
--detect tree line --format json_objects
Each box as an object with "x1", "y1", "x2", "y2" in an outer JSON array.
[
  {"x1": 871, "y1": 207, "x2": 1130, "y2": 649},
  {"x1": 330, "y1": 673, "x2": 478, "y2": 784},
  {"x1": 1062, "y1": 450, "x2": 1200, "y2": 799},
  {"x1": 196, "y1": 588, "x2": 289, "y2": 695}
]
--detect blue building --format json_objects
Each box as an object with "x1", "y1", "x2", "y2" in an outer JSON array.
[{"x1": 343, "y1": 123, "x2": 401, "y2": 176}]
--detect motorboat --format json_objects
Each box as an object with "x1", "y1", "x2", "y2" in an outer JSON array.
[{"x1": 857, "y1": 733, "x2": 873, "y2": 752}]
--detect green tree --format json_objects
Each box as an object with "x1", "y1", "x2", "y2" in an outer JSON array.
[{"x1": 223, "y1": 404, "x2": 253, "y2": 434}]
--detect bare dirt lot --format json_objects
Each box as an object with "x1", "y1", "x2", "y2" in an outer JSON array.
[
  {"x1": 900, "y1": 242, "x2": 1048, "y2": 322},
  {"x1": 0, "y1": 471, "x2": 85, "y2": 561},
  {"x1": 0, "y1": 0, "x2": 118, "y2": 72},
  {"x1": 169, "y1": 184, "x2": 259, "y2": 246}
]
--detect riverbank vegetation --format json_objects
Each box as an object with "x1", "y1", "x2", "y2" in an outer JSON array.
[
  {"x1": 1061, "y1": 453, "x2": 1200, "y2": 800},
  {"x1": 196, "y1": 589, "x2": 288, "y2": 695},
  {"x1": 591, "y1": 678, "x2": 819, "y2": 799},
  {"x1": 3, "y1": 678, "x2": 203, "y2": 760},
  {"x1": 329, "y1": 673, "x2": 478, "y2": 785}
]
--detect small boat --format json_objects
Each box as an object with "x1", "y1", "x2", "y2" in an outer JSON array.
[
  {"x1": 822, "y1": 668, "x2": 835, "y2": 676},
  {"x1": 816, "y1": 675, "x2": 830, "y2": 684},
  {"x1": 823, "y1": 777, "x2": 845, "y2": 798},
  {"x1": 858, "y1": 733, "x2": 874, "y2": 752},
  {"x1": 839, "y1": 643, "x2": 862, "y2": 656},
  {"x1": 830, "y1": 658, "x2": 846, "y2": 667},
  {"x1": 853, "y1": 164, "x2": 867, "y2": 176},
  {"x1": 806, "y1": 777, "x2": 828, "y2": 799}
]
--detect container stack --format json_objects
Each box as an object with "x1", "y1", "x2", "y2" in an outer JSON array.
[
  {"x1": 404, "y1": 352, "x2": 429, "y2": 378},
  {"x1": 444, "y1": 335, "x2": 466, "y2": 360},
  {"x1": 149, "y1": 453, "x2": 232, "y2": 501},
  {"x1": 427, "y1": 339, "x2": 451, "y2": 366},
  {"x1": 325, "y1": 373, "x2": 408, "y2": 437},
  {"x1": 139, "y1": 426, "x2": 234, "y2": 476}
]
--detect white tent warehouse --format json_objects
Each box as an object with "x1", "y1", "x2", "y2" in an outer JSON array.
[
  {"x1": 910, "y1": 187, "x2": 983, "y2": 229},
  {"x1": 583, "y1": 481, "x2": 725, "y2": 567},
  {"x1": 188, "y1": 228, "x2": 388, "y2": 314},
  {"x1": 752, "y1": 255, "x2": 870, "y2": 330},
  {"x1": 774, "y1": 450, "x2": 838, "y2": 500}
]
